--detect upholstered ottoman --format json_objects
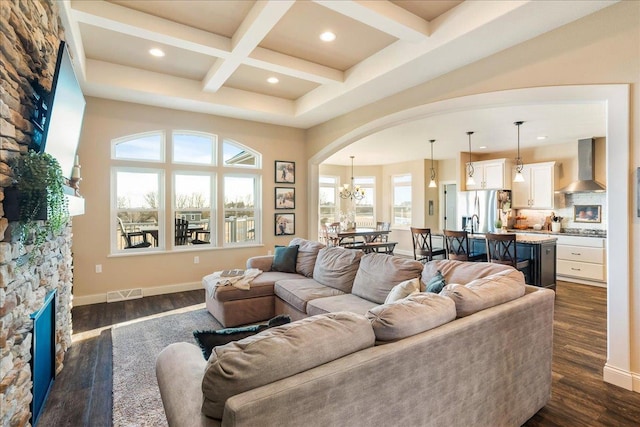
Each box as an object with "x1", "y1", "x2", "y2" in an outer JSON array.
[
  {"x1": 205, "y1": 271, "x2": 301, "y2": 327},
  {"x1": 205, "y1": 239, "x2": 325, "y2": 327}
]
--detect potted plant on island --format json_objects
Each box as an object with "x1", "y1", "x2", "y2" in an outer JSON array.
[{"x1": 7, "y1": 150, "x2": 69, "y2": 250}]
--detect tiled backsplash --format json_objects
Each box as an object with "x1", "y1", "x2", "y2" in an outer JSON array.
[{"x1": 515, "y1": 192, "x2": 607, "y2": 231}]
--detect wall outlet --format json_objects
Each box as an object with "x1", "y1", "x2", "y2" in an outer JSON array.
[
  {"x1": 95, "y1": 264, "x2": 102, "y2": 273},
  {"x1": 194, "y1": 256, "x2": 199, "y2": 264}
]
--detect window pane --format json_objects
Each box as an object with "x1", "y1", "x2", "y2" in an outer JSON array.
[
  {"x1": 393, "y1": 174, "x2": 411, "y2": 225},
  {"x1": 116, "y1": 171, "x2": 159, "y2": 209},
  {"x1": 116, "y1": 212, "x2": 158, "y2": 250},
  {"x1": 224, "y1": 176, "x2": 257, "y2": 244},
  {"x1": 223, "y1": 139, "x2": 257, "y2": 167},
  {"x1": 173, "y1": 132, "x2": 215, "y2": 164},
  {"x1": 114, "y1": 133, "x2": 163, "y2": 161},
  {"x1": 175, "y1": 174, "x2": 211, "y2": 209}
]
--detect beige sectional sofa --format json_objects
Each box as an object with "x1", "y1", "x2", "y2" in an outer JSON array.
[{"x1": 157, "y1": 239, "x2": 555, "y2": 426}]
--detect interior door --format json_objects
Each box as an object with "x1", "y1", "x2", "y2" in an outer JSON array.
[{"x1": 443, "y1": 183, "x2": 457, "y2": 230}]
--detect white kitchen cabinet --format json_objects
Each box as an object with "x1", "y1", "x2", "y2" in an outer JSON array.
[
  {"x1": 556, "y1": 235, "x2": 606, "y2": 286},
  {"x1": 511, "y1": 162, "x2": 556, "y2": 209},
  {"x1": 465, "y1": 159, "x2": 513, "y2": 190}
]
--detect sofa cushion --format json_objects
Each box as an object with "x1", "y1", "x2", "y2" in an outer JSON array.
[
  {"x1": 274, "y1": 278, "x2": 345, "y2": 313},
  {"x1": 211, "y1": 271, "x2": 297, "y2": 302},
  {"x1": 440, "y1": 269, "x2": 526, "y2": 317},
  {"x1": 366, "y1": 293, "x2": 456, "y2": 342},
  {"x1": 201, "y1": 312, "x2": 375, "y2": 419},
  {"x1": 422, "y1": 259, "x2": 514, "y2": 286},
  {"x1": 312, "y1": 246, "x2": 363, "y2": 292},
  {"x1": 351, "y1": 253, "x2": 424, "y2": 304},
  {"x1": 384, "y1": 278, "x2": 420, "y2": 304},
  {"x1": 306, "y1": 293, "x2": 379, "y2": 317},
  {"x1": 425, "y1": 270, "x2": 446, "y2": 293},
  {"x1": 289, "y1": 238, "x2": 325, "y2": 277},
  {"x1": 272, "y1": 245, "x2": 299, "y2": 273}
]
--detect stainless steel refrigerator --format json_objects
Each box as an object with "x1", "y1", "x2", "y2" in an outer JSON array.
[{"x1": 457, "y1": 190, "x2": 510, "y2": 234}]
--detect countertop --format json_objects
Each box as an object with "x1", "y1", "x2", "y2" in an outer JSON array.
[
  {"x1": 467, "y1": 232, "x2": 557, "y2": 244},
  {"x1": 506, "y1": 228, "x2": 607, "y2": 238}
]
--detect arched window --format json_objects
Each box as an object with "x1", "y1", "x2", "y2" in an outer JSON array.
[{"x1": 111, "y1": 131, "x2": 261, "y2": 253}]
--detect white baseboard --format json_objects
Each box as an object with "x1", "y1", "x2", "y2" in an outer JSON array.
[
  {"x1": 556, "y1": 275, "x2": 606, "y2": 288},
  {"x1": 603, "y1": 363, "x2": 636, "y2": 391},
  {"x1": 73, "y1": 281, "x2": 203, "y2": 306}
]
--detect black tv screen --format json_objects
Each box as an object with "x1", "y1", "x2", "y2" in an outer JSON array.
[{"x1": 38, "y1": 41, "x2": 86, "y2": 180}]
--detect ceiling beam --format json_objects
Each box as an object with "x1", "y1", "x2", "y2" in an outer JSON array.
[
  {"x1": 202, "y1": 0, "x2": 295, "y2": 92},
  {"x1": 314, "y1": 0, "x2": 430, "y2": 42}
]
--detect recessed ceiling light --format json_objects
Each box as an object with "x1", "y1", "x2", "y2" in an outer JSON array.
[
  {"x1": 149, "y1": 48, "x2": 165, "y2": 57},
  {"x1": 479, "y1": 146, "x2": 487, "y2": 149},
  {"x1": 320, "y1": 31, "x2": 336, "y2": 42},
  {"x1": 537, "y1": 136, "x2": 547, "y2": 140},
  {"x1": 267, "y1": 77, "x2": 279, "y2": 84}
]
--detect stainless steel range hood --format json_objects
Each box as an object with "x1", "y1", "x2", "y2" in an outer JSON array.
[{"x1": 556, "y1": 138, "x2": 606, "y2": 193}]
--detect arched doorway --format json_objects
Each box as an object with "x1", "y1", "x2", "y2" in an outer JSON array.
[{"x1": 307, "y1": 85, "x2": 632, "y2": 390}]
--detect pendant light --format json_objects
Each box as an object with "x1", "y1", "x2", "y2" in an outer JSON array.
[
  {"x1": 513, "y1": 121, "x2": 525, "y2": 183},
  {"x1": 466, "y1": 131, "x2": 476, "y2": 186},
  {"x1": 428, "y1": 139, "x2": 437, "y2": 188},
  {"x1": 339, "y1": 156, "x2": 365, "y2": 200}
]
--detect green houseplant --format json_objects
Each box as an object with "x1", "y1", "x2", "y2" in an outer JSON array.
[{"x1": 10, "y1": 150, "x2": 69, "y2": 247}]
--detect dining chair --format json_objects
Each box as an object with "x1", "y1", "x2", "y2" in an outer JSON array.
[
  {"x1": 175, "y1": 218, "x2": 190, "y2": 246},
  {"x1": 375, "y1": 221, "x2": 391, "y2": 242},
  {"x1": 443, "y1": 229, "x2": 484, "y2": 261},
  {"x1": 117, "y1": 217, "x2": 151, "y2": 249},
  {"x1": 485, "y1": 233, "x2": 530, "y2": 277},
  {"x1": 410, "y1": 227, "x2": 446, "y2": 263},
  {"x1": 322, "y1": 222, "x2": 341, "y2": 247}
]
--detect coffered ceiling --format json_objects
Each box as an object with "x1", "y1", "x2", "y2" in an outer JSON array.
[{"x1": 59, "y1": 0, "x2": 616, "y2": 163}]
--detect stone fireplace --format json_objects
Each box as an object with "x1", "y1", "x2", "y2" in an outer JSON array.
[{"x1": 1, "y1": 1, "x2": 74, "y2": 425}]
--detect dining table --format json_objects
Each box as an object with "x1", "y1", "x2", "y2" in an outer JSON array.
[{"x1": 328, "y1": 227, "x2": 391, "y2": 246}]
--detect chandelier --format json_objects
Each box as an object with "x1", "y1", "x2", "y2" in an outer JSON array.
[
  {"x1": 466, "y1": 131, "x2": 476, "y2": 186},
  {"x1": 339, "y1": 156, "x2": 365, "y2": 200},
  {"x1": 513, "y1": 121, "x2": 525, "y2": 182}
]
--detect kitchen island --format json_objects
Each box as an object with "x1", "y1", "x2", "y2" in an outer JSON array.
[{"x1": 468, "y1": 233, "x2": 557, "y2": 289}]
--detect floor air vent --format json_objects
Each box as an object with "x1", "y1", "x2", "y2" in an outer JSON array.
[{"x1": 107, "y1": 288, "x2": 143, "y2": 303}]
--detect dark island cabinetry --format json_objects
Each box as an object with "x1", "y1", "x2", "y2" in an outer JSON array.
[{"x1": 470, "y1": 234, "x2": 557, "y2": 289}]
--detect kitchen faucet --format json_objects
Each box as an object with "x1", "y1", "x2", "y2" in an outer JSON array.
[{"x1": 470, "y1": 214, "x2": 479, "y2": 234}]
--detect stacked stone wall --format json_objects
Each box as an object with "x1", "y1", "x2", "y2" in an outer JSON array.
[{"x1": 0, "y1": 1, "x2": 73, "y2": 425}]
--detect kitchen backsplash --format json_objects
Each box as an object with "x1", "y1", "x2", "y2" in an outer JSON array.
[{"x1": 515, "y1": 192, "x2": 606, "y2": 231}]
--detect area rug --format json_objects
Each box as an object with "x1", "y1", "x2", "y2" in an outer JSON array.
[{"x1": 111, "y1": 303, "x2": 221, "y2": 427}]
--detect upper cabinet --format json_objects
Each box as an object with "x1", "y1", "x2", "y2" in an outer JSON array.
[
  {"x1": 511, "y1": 161, "x2": 557, "y2": 209},
  {"x1": 465, "y1": 159, "x2": 513, "y2": 190}
]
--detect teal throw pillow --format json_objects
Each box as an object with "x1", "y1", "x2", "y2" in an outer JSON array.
[
  {"x1": 426, "y1": 270, "x2": 446, "y2": 293},
  {"x1": 272, "y1": 245, "x2": 299, "y2": 273}
]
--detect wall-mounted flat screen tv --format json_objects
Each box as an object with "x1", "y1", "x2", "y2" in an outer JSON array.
[{"x1": 31, "y1": 40, "x2": 86, "y2": 181}]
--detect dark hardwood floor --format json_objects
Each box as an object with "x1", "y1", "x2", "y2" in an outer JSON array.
[{"x1": 38, "y1": 282, "x2": 640, "y2": 426}]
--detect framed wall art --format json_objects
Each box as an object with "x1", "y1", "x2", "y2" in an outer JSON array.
[
  {"x1": 275, "y1": 160, "x2": 295, "y2": 184},
  {"x1": 574, "y1": 205, "x2": 601, "y2": 223},
  {"x1": 275, "y1": 187, "x2": 295, "y2": 209},
  {"x1": 275, "y1": 213, "x2": 295, "y2": 236}
]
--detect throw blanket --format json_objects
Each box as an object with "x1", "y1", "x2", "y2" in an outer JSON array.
[{"x1": 203, "y1": 268, "x2": 262, "y2": 298}]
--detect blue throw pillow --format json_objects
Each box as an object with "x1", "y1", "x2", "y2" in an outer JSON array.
[
  {"x1": 272, "y1": 245, "x2": 299, "y2": 273},
  {"x1": 426, "y1": 270, "x2": 446, "y2": 293}
]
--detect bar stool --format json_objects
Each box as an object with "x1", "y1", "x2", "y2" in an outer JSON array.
[
  {"x1": 485, "y1": 233, "x2": 530, "y2": 276},
  {"x1": 443, "y1": 229, "x2": 484, "y2": 262},
  {"x1": 410, "y1": 227, "x2": 446, "y2": 263}
]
